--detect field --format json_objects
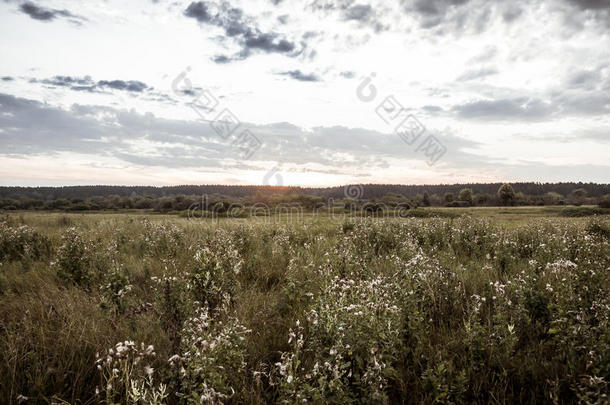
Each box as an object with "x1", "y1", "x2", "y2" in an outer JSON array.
[{"x1": 0, "y1": 208, "x2": 609, "y2": 404}]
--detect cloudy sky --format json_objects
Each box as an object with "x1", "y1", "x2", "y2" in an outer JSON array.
[{"x1": 0, "y1": 0, "x2": 609, "y2": 186}]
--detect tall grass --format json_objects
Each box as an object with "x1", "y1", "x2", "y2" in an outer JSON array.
[{"x1": 0, "y1": 214, "x2": 608, "y2": 403}]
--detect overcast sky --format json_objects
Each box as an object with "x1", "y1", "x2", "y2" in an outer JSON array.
[{"x1": 0, "y1": 0, "x2": 609, "y2": 186}]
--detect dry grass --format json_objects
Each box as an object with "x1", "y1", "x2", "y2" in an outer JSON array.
[{"x1": 0, "y1": 212, "x2": 608, "y2": 404}]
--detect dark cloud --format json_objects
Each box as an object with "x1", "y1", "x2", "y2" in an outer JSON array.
[
  {"x1": 0, "y1": 93, "x2": 469, "y2": 171},
  {"x1": 0, "y1": 92, "x2": 415, "y2": 170},
  {"x1": 342, "y1": 4, "x2": 388, "y2": 31},
  {"x1": 456, "y1": 67, "x2": 498, "y2": 81},
  {"x1": 0, "y1": 92, "x2": 226, "y2": 166},
  {"x1": 401, "y1": 0, "x2": 510, "y2": 34},
  {"x1": 453, "y1": 98, "x2": 555, "y2": 121},
  {"x1": 562, "y1": 0, "x2": 610, "y2": 29},
  {"x1": 422, "y1": 105, "x2": 443, "y2": 113},
  {"x1": 308, "y1": 0, "x2": 356, "y2": 12},
  {"x1": 19, "y1": 1, "x2": 86, "y2": 25},
  {"x1": 565, "y1": 0, "x2": 610, "y2": 10},
  {"x1": 40, "y1": 75, "x2": 98, "y2": 92},
  {"x1": 97, "y1": 80, "x2": 148, "y2": 92},
  {"x1": 212, "y1": 54, "x2": 233, "y2": 64},
  {"x1": 0, "y1": 93, "x2": 112, "y2": 155},
  {"x1": 554, "y1": 92, "x2": 610, "y2": 115},
  {"x1": 302, "y1": 31, "x2": 320, "y2": 39},
  {"x1": 502, "y1": 6, "x2": 522, "y2": 23},
  {"x1": 184, "y1": 1, "x2": 305, "y2": 62},
  {"x1": 43, "y1": 75, "x2": 93, "y2": 86},
  {"x1": 184, "y1": 1, "x2": 213, "y2": 23},
  {"x1": 406, "y1": 0, "x2": 471, "y2": 18},
  {"x1": 20, "y1": 2, "x2": 57, "y2": 20},
  {"x1": 277, "y1": 70, "x2": 321, "y2": 82},
  {"x1": 244, "y1": 33, "x2": 295, "y2": 53},
  {"x1": 453, "y1": 89, "x2": 610, "y2": 120},
  {"x1": 340, "y1": 71, "x2": 355, "y2": 79},
  {"x1": 37, "y1": 76, "x2": 149, "y2": 93},
  {"x1": 567, "y1": 70, "x2": 602, "y2": 90},
  {"x1": 343, "y1": 4, "x2": 373, "y2": 21},
  {"x1": 1, "y1": 76, "x2": 14, "y2": 81},
  {"x1": 308, "y1": 0, "x2": 387, "y2": 31},
  {"x1": 2, "y1": 93, "x2": 608, "y2": 181}
]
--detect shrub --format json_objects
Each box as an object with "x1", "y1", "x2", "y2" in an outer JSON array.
[
  {"x1": 189, "y1": 230, "x2": 243, "y2": 310},
  {"x1": 497, "y1": 183, "x2": 515, "y2": 205},
  {"x1": 559, "y1": 207, "x2": 607, "y2": 217},
  {"x1": 100, "y1": 264, "x2": 133, "y2": 314},
  {"x1": 598, "y1": 194, "x2": 610, "y2": 209},
  {"x1": 274, "y1": 275, "x2": 405, "y2": 403},
  {"x1": 585, "y1": 218, "x2": 610, "y2": 238},
  {"x1": 141, "y1": 220, "x2": 183, "y2": 257},
  {"x1": 168, "y1": 306, "x2": 250, "y2": 404},
  {"x1": 0, "y1": 222, "x2": 51, "y2": 262},
  {"x1": 55, "y1": 227, "x2": 107, "y2": 286},
  {"x1": 447, "y1": 200, "x2": 470, "y2": 207},
  {"x1": 96, "y1": 341, "x2": 167, "y2": 404},
  {"x1": 458, "y1": 188, "x2": 473, "y2": 206}
]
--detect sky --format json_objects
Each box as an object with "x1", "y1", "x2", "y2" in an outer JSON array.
[{"x1": 0, "y1": 0, "x2": 609, "y2": 187}]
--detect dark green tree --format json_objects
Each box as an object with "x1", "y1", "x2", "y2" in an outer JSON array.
[
  {"x1": 458, "y1": 188, "x2": 473, "y2": 206},
  {"x1": 497, "y1": 183, "x2": 515, "y2": 206},
  {"x1": 422, "y1": 192, "x2": 430, "y2": 207},
  {"x1": 571, "y1": 188, "x2": 587, "y2": 206}
]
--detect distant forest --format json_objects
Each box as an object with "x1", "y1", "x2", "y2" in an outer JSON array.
[{"x1": 0, "y1": 182, "x2": 609, "y2": 211}]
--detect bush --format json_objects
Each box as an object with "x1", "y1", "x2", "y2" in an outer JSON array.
[
  {"x1": 0, "y1": 222, "x2": 51, "y2": 262},
  {"x1": 586, "y1": 218, "x2": 610, "y2": 238},
  {"x1": 447, "y1": 200, "x2": 470, "y2": 207},
  {"x1": 559, "y1": 207, "x2": 608, "y2": 217},
  {"x1": 55, "y1": 227, "x2": 108, "y2": 286}
]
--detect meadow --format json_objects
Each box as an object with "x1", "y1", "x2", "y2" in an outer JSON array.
[{"x1": 0, "y1": 208, "x2": 608, "y2": 404}]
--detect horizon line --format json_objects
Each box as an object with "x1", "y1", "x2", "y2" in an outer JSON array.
[{"x1": 1, "y1": 181, "x2": 609, "y2": 189}]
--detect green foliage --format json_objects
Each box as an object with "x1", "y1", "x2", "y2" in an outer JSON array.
[
  {"x1": 586, "y1": 217, "x2": 610, "y2": 238},
  {"x1": 189, "y1": 230, "x2": 243, "y2": 310},
  {"x1": 422, "y1": 192, "x2": 431, "y2": 207},
  {"x1": 141, "y1": 220, "x2": 183, "y2": 257},
  {"x1": 2, "y1": 183, "x2": 610, "y2": 212},
  {"x1": 274, "y1": 275, "x2": 405, "y2": 403},
  {"x1": 498, "y1": 183, "x2": 516, "y2": 205},
  {"x1": 100, "y1": 264, "x2": 132, "y2": 314},
  {"x1": 458, "y1": 188, "x2": 473, "y2": 206},
  {"x1": 55, "y1": 227, "x2": 105, "y2": 286},
  {"x1": 0, "y1": 221, "x2": 50, "y2": 262},
  {"x1": 96, "y1": 341, "x2": 167, "y2": 404},
  {"x1": 559, "y1": 207, "x2": 610, "y2": 217},
  {"x1": 169, "y1": 307, "x2": 250, "y2": 404}
]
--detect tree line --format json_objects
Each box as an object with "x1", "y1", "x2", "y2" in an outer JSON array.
[{"x1": 0, "y1": 182, "x2": 609, "y2": 212}]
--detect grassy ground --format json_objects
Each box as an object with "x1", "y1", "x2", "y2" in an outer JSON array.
[
  {"x1": 5, "y1": 204, "x2": 608, "y2": 227},
  {"x1": 425, "y1": 205, "x2": 609, "y2": 227},
  {"x1": 0, "y1": 209, "x2": 608, "y2": 404}
]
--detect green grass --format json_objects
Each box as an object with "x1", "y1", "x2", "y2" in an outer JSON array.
[
  {"x1": 0, "y1": 210, "x2": 608, "y2": 404},
  {"x1": 420, "y1": 205, "x2": 610, "y2": 227}
]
